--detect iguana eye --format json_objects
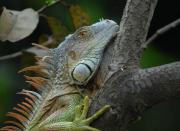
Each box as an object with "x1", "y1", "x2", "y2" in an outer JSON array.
[{"x1": 77, "y1": 30, "x2": 88, "y2": 38}]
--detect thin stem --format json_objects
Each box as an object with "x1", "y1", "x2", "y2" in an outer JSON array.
[
  {"x1": 0, "y1": 52, "x2": 22, "y2": 61},
  {"x1": 37, "y1": 0, "x2": 70, "y2": 13},
  {"x1": 143, "y1": 18, "x2": 180, "y2": 48},
  {"x1": 0, "y1": 36, "x2": 55, "y2": 61}
]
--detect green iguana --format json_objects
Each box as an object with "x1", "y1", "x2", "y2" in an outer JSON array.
[{"x1": 0, "y1": 19, "x2": 119, "y2": 131}]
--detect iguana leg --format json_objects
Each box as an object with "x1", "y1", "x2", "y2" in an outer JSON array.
[{"x1": 42, "y1": 96, "x2": 110, "y2": 131}]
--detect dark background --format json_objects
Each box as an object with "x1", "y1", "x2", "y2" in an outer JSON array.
[{"x1": 0, "y1": 0, "x2": 180, "y2": 130}]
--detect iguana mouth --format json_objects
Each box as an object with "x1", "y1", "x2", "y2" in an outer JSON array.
[{"x1": 92, "y1": 19, "x2": 119, "y2": 34}]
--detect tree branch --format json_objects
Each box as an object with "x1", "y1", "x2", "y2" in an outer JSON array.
[
  {"x1": 95, "y1": 0, "x2": 158, "y2": 87},
  {"x1": 90, "y1": 61, "x2": 180, "y2": 131},
  {"x1": 89, "y1": 0, "x2": 160, "y2": 130},
  {"x1": 133, "y1": 62, "x2": 180, "y2": 107},
  {"x1": 88, "y1": 0, "x2": 180, "y2": 129},
  {"x1": 0, "y1": 51, "x2": 22, "y2": 60},
  {"x1": 0, "y1": 36, "x2": 55, "y2": 61},
  {"x1": 143, "y1": 18, "x2": 180, "y2": 48}
]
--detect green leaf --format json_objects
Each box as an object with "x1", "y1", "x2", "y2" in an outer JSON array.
[
  {"x1": 69, "y1": 5, "x2": 90, "y2": 29},
  {"x1": 43, "y1": 16, "x2": 69, "y2": 47},
  {"x1": 45, "y1": 0, "x2": 56, "y2": 6}
]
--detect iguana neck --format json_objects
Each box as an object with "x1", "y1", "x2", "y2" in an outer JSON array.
[{"x1": 25, "y1": 48, "x2": 80, "y2": 129}]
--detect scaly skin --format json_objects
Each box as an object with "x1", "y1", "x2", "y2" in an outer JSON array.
[
  {"x1": 0, "y1": 19, "x2": 119, "y2": 131},
  {"x1": 39, "y1": 96, "x2": 110, "y2": 131}
]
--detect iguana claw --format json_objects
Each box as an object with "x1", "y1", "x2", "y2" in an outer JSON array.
[
  {"x1": 43, "y1": 96, "x2": 110, "y2": 131},
  {"x1": 72, "y1": 96, "x2": 110, "y2": 131}
]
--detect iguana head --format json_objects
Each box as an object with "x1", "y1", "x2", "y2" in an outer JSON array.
[
  {"x1": 56, "y1": 19, "x2": 119, "y2": 85},
  {"x1": 18, "y1": 19, "x2": 119, "y2": 88}
]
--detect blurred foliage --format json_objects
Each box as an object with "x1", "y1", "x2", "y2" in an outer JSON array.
[
  {"x1": 140, "y1": 45, "x2": 178, "y2": 68},
  {"x1": 46, "y1": 16, "x2": 68, "y2": 41},
  {"x1": 0, "y1": 0, "x2": 180, "y2": 130},
  {"x1": 69, "y1": 5, "x2": 90, "y2": 28},
  {"x1": 39, "y1": 16, "x2": 69, "y2": 47},
  {"x1": 0, "y1": 67, "x2": 12, "y2": 118},
  {"x1": 0, "y1": 60, "x2": 27, "y2": 123},
  {"x1": 20, "y1": 52, "x2": 36, "y2": 69}
]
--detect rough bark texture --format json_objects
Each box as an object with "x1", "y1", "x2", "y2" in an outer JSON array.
[{"x1": 87, "y1": 0, "x2": 180, "y2": 131}]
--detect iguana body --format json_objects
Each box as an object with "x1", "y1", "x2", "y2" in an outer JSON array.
[{"x1": 1, "y1": 19, "x2": 119, "y2": 131}]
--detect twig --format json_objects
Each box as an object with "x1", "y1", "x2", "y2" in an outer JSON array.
[
  {"x1": 143, "y1": 18, "x2": 180, "y2": 48},
  {"x1": 37, "y1": 0, "x2": 62, "y2": 13},
  {"x1": 0, "y1": 51, "x2": 23, "y2": 61},
  {"x1": 0, "y1": 36, "x2": 55, "y2": 61},
  {"x1": 37, "y1": 0, "x2": 70, "y2": 13}
]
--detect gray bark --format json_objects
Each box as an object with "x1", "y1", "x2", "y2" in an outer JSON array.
[{"x1": 88, "y1": 0, "x2": 180, "y2": 130}]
